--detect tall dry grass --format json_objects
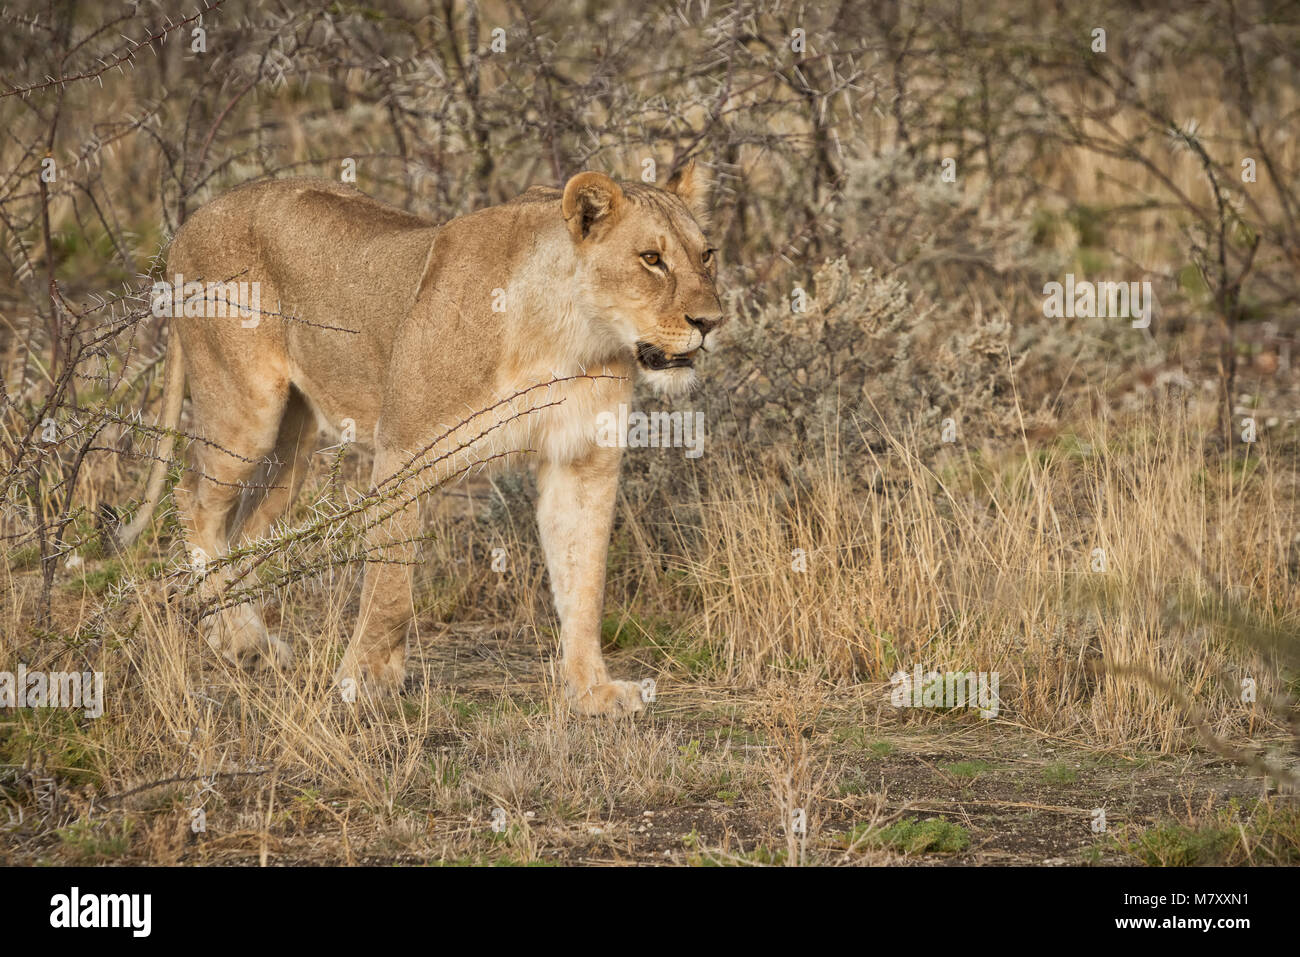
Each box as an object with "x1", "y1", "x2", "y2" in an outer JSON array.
[{"x1": 672, "y1": 391, "x2": 1295, "y2": 750}]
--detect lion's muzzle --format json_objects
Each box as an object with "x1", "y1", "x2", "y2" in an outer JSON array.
[{"x1": 635, "y1": 341, "x2": 698, "y2": 371}]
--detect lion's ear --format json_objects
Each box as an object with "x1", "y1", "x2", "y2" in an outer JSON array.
[
  {"x1": 562, "y1": 171, "x2": 624, "y2": 241},
  {"x1": 666, "y1": 159, "x2": 711, "y2": 225}
]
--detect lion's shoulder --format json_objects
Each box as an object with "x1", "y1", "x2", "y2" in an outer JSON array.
[{"x1": 505, "y1": 184, "x2": 563, "y2": 207}]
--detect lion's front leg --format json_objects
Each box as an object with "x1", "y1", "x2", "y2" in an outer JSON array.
[
  {"x1": 536, "y1": 449, "x2": 645, "y2": 716},
  {"x1": 336, "y1": 446, "x2": 418, "y2": 697}
]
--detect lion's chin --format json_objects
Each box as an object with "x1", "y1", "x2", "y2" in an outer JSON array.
[{"x1": 638, "y1": 364, "x2": 698, "y2": 399}]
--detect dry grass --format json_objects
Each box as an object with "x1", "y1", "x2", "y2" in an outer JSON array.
[
  {"x1": 5, "y1": 386, "x2": 1294, "y2": 865},
  {"x1": 678, "y1": 397, "x2": 1295, "y2": 750}
]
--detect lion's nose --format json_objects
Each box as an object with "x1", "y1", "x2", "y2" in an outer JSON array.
[{"x1": 686, "y1": 314, "x2": 721, "y2": 336}]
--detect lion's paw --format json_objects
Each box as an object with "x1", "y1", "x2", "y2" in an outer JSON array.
[
  {"x1": 205, "y1": 604, "x2": 291, "y2": 671},
  {"x1": 334, "y1": 647, "x2": 406, "y2": 702},
  {"x1": 569, "y1": 679, "x2": 647, "y2": 717}
]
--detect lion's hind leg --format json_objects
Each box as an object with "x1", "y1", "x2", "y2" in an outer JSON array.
[
  {"x1": 229, "y1": 387, "x2": 320, "y2": 545},
  {"x1": 176, "y1": 358, "x2": 294, "y2": 670}
]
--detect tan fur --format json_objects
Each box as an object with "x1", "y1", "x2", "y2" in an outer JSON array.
[{"x1": 125, "y1": 168, "x2": 724, "y2": 715}]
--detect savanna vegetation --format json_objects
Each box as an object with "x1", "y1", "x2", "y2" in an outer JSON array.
[{"x1": 1, "y1": 0, "x2": 1298, "y2": 865}]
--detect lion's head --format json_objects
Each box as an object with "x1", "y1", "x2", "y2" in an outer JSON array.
[{"x1": 561, "y1": 163, "x2": 725, "y2": 397}]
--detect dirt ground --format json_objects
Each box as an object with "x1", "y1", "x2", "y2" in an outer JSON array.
[
  {"x1": 403, "y1": 628, "x2": 1273, "y2": 866},
  {"x1": 6, "y1": 618, "x2": 1268, "y2": 868}
]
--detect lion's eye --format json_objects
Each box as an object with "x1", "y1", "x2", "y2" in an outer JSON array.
[
  {"x1": 702, "y1": 248, "x2": 715, "y2": 266},
  {"x1": 640, "y1": 251, "x2": 661, "y2": 267}
]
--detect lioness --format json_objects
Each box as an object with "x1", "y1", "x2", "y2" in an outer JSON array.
[{"x1": 119, "y1": 165, "x2": 724, "y2": 715}]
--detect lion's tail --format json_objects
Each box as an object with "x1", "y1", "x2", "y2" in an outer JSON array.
[{"x1": 115, "y1": 330, "x2": 185, "y2": 548}]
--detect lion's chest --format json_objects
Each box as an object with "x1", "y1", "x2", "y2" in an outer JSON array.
[{"x1": 492, "y1": 367, "x2": 634, "y2": 467}]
